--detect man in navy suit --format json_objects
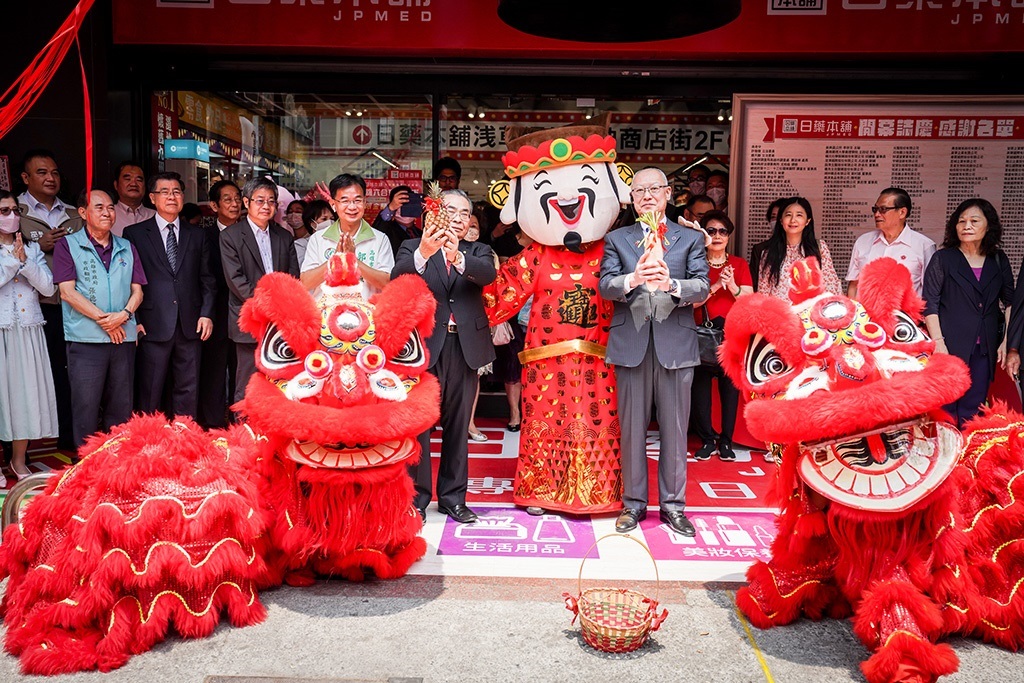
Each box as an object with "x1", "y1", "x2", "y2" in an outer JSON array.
[
  {"x1": 219, "y1": 177, "x2": 300, "y2": 408},
  {"x1": 392, "y1": 189, "x2": 496, "y2": 524},
  {"x1": 599, "y1": 167, "x2": 709, "y2": 537},
  {"x1": 124, "y1": 171, "x2": 215, "y2": 418}
]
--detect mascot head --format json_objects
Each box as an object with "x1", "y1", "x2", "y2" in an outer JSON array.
[
  {"x1": 720, "y1": 257, "x2": 970, "y2": 513},
  {"x1": 490, "y1": 114, "x2": 631, "y2": 252},
  {"x1": 237, "y1": 253, "x2": 440, "y2": 470}
]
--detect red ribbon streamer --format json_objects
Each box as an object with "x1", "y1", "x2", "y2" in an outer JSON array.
[{"x1": 0, "y1": 0, "x2": 96, "y2": 187}]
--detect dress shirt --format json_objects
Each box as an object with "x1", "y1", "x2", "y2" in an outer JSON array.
[
  {"x1": 846, "y1": 224, "x2": 936, "y2": 295},
  {"x1": 112, "y1": 202, "x2": 156, "y2": 237},
  {"x1": 18, "y1": 191, "x2": 71, "y2": 229},
  {"x1": 413, "y1": 246, "x2": 466, "y2": 275},
  {"x1": 217, "y1": 220, "x2": 230, "y2": 232},
  {"x1": 248, "y1": 217, "x2": 275, "y2": 274}
]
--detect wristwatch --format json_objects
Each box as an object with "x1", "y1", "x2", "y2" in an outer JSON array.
[
  {"x1": 452, "y1": 251, "x2": 465, "y2": 268},
  {"x1": 123, "y1": 308, "x2": 134, "y2": 321},
  {"x1": 668, "y1": 279, "x2": 680, "y2": 296}
]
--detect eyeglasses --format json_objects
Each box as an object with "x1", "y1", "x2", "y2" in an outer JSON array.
[
  {"x1": 154, "y1": 189, "x2": 184, "y2": 197},
  {"x1": 0, "y1": 206, "x2": 21, "y2": 216},
  {"x1": 871, "y1": 205, "x2": 900, "y2": 215},
  {"x1": 249, "y1": 198, "x2": 278, "y2": 207},
  {"x1": 334, "y1": 198, "x2": 365, "y2": 208},
  {"x1": 705, "y1": 227, "x2": 730, "y2": 236},
  {"x1": 630, "y1": 184, "x2": 669, "y2": 198}
]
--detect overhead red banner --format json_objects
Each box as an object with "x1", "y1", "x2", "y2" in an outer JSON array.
[{"x1": 112, "y1": 1, "x2": 1023, "y2": 56}]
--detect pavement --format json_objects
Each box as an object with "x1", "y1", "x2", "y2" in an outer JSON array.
[
  {"x1": 1, "y1": 570, "x2": 1021, "y2": 682},
  {"x1": 1, "y1": 428, "x2": 1022, "y2": 681}
]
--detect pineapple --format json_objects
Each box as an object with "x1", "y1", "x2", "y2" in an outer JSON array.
[{"x1": 422, "y1": 181, "x2": 450, "y2": 237}]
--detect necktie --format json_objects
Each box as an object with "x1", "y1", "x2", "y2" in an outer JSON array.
[{"x1": 165, "y1": 224, "x2": 178, "y2": 271}]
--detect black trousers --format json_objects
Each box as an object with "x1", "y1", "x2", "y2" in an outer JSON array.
[
  {"x1": 41, "y1": 303, "x2": 74, "y2": 449},
  {"x1": 197, "y1": 335, "x2": 234, "y2": 428},
  {"x1": 691, "y1": 364, "x2": 740, "y2": 444},
  {"x1": 135, "y1": 321, "x2": 201, "y2": 418},
  {"x1": 944, "y1": 341, "x2": 990, "y2": 429},
  {"x1": 234, "y1": 341, "x2": 258, "y2": 407},
  {"x1": 66, "y1": 341, "x2": 135, "y2": 448},
  {"x1": 410, "y1": 332, "x2": 477, "y2": 511}
]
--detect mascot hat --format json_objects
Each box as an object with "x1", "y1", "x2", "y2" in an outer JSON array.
[{"x1": 501, "y1": 113, "x2": 618, "y2": 179}]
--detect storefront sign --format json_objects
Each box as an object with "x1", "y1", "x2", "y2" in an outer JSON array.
[
  {"x1": 164, "y1": 138, "x2": 210, "y2": 161},
  {"x1": 114, "y1": 1, "x2": 1023, "y2": 55},
  {"x1": 0, "y1": 156, "x2": 10, "y2": 192},
  {"x1": 151, "y1": 91, "x2": 178, "y2": 171}
]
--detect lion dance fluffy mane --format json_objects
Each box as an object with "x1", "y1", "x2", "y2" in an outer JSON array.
[
  {"x1": 720, "y1": 256, "x2": 1024, "y2": 683},
  {"x1": 0, "y1": 254, "x2": 439, "y2": 674}
]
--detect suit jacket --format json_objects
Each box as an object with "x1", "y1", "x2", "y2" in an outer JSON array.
[
  {"x1": 220, "y1": 219, "x2": 299, "y2": 344},
  {"x1": 123, "y1": 217, "x2": 216, "y2": 343},
  {"x1": 204, "y1": 223, "x2": 230, "y2": 341},
  {"x1": 392, "y1": 239, "x2": 497, "y2": 371},
  {"x1": 1007, "y1": 255, "x2": 1024, "y2": 355},
  {"x1": 924, "y1": 246, "x2": 1013, "y2": 380},
  {"x1": 599, "y1": 219, "x2": 710, "y2": 369}
]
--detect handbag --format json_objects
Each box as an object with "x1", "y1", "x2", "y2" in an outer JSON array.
[
  {"x1": 491, "y1": 321, "x2": 514, "y2": 346},
  {"x1": 696, "y1": 305, "x2": 724, "y2": 369}
]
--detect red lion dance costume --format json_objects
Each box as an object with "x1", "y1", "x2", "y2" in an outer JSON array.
[
  {"x1": 483, "y1": 117, "x2": 632, "y2": 514},
  {"x1": 0, "y1": 254, "x2": 438, "y2": 674},
  {"x1": 719, "y1": 256, "x2": 1024, "y2": 683}
]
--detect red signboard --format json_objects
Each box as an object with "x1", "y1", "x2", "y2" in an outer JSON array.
[{"x1": 113, "y1": 1, "x2": 1023, "y2": 56}]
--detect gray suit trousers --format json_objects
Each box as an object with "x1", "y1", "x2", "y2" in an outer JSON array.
[{"x1": 614, "y1": 339, "x2": 692, "y2": 512}]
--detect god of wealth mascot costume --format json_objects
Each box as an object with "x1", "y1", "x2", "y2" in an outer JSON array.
[
  {"x1": 719, "y1": 256, "x2": 1024, "y2": 683},
  {"x1": 0, "y1": 253, "x2": 439, "y2": 675},
  {"x1": 483, "y1": 115, "x2": 633, "y2": 514}
]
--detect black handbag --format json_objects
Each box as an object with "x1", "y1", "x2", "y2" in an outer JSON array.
[{"x1": 697, "y1": 305, "x2": 725, "y2": 369}]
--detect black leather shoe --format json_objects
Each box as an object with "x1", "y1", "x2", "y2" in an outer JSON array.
[
  {"x1": 718, "y1": 440, "x2": 736, "y2": 461},
  {"x1": 416, "y1": 507, "x2": 426, "y2": 524},
  {"x1": 438, "y1": 503, "x2": 479, "y2": 524},
  {"x1": 507, "y1": 422, "x2": 521, "y2": 432},
  {"x1": 693, "y1": 441, "x2": 716, "y2": 461},
  {"x1": 660, "y1": 510, "x2": 695, "y2": 537},
  {"x1": 615, "y1": 508, "x2": 647, "y2": 533}
]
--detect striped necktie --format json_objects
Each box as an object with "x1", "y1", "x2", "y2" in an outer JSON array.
[{"x1": 165, "y1": 224, "x2": 178, "y2": 271}]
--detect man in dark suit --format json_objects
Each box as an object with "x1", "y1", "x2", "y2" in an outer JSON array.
[
  {"x1": 392, "y1": 189, "x2": 496, "y2": 524},
  {"x1": 197, "y1": 180, "x2": 242, "y2": 428},
  {"x1": 124, "y1": 171, "x2": 216, "y2": 418},
  {"x1": 220, "y1": 176, "x2": 300, "y2": 407},
  {"x1": 599, "y1": 167, "x2": 709, "y2": 537}
]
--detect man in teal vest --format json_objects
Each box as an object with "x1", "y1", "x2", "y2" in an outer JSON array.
[{"x1": 53, "y1": 189, "x2": 147, "y2": 448}]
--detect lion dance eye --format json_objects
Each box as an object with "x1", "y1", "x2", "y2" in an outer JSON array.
[
  {"x1": 746, "y1": 334, "x2": 791, "y2": 386},
  {"x1": 892, "y1": 312, "x2": 926, "y2": 344},
  {"x1": 391, "y1": 331, "x2": 426, "y2": 367},
  {"x1": 261, "y1": 324, "x2": 299, "y2": 369}
]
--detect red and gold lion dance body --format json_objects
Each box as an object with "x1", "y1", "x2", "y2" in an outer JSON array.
[
  {"x1": 720, "y1": 256, "x2": 1024, "y2": 683},
  {"x1": 0, "y1": 254, "x2": 438, "y2": 674}
]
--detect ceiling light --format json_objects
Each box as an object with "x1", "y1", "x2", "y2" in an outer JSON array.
[
  {"x1": 727, "y1": 110, "x2": 733, "y2": 121},
  {"x1": 345, "y1": 110, "x2": 352, "y2": 116},
  {"x1": 355, "y1": 110, "x2": 364, "y2": 117},
  {"x1": 478, "y1": 108, "x2": 486, "y2": 119},
  {"x1": 473, "y1": 178, "x2": 480, "y2": 184},
  {"x1": 717, "y1": 109, "x2": 725, "y2": 122},
  {"x1": 468, "y1": 108, "x2": 475, "y2": 119}
]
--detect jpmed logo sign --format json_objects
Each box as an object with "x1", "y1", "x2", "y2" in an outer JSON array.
[{"x1": 768, "y1": 0, "x2": 828, "y2": 14}]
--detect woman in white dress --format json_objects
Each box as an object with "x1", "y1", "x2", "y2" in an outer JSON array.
[{"x1": 0, "y1": 190, "x2": 58, "y2": 479}]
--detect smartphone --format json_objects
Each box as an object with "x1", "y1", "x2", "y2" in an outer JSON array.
[{"x1": 399, "y1": 191, "x2": 424, "y2": 218}]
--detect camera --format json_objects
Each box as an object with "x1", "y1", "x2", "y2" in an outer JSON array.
[{"x1": 399, "y1": 191, "x2": 424, "y2": 218}]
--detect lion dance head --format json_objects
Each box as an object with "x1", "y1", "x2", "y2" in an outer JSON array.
[{"x1": 720, "y1": 256, "x2": 970, "y2": 513}]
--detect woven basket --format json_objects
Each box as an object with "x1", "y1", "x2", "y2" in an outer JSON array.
[{"x1": 563, "y1": 533, "x2": 668, "y2": 653}]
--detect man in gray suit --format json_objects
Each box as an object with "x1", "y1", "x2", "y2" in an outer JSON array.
[{"x1": 599, "y1": 167, "x2": 710, "y2": 536}]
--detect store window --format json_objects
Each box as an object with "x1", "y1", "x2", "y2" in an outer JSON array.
[
  {"x1": 152, "y1": 90, "x2": 434, "y2": 219},
  {"x1": 439, "y1": 95, "x2": 733, "y2": 204}
]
